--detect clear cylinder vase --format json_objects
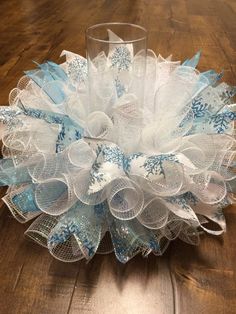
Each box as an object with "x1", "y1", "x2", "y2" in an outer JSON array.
[
  {"x1": 86, "y1": 23, "x2": 147, "y2": 111},
  {"x1": 86, "y1": 22, "x2": 147, "y2": 152}
]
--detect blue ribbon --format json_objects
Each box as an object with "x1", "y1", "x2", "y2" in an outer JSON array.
[
  {"x1": 18, "y1": 105, "x2": 83, "y2": 152},
  {"x1": 48, "y1": 201, "x2": 104, "y2": 259},
  {"x1": 25, "y1": 61, "x2": 69, "y2": 104},
  {"x1": 0, "y1": 159, "x2": 32, "y2": 186},
  {"x1": 11, "y1": 184, "x2": 40, "y2": 213}
]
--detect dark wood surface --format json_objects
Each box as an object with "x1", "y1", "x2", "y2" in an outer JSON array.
[{"x1": 0, "y1": 0, "x2": 236, "y2": 313}]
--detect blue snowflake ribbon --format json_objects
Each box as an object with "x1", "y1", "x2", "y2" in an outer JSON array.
[
  {"x1": 140, "y1": 154, "x2": 179, "y2": 177},
  {"x1": 17, "y1": 105, "x2": 83, "y2": 152},
  {"x1": 188, "y1": 82, "x2": 236, "y2": 135},
  {"x1": 88, "y1": 143, "x2": 126, "y2": 193},
  {"x1": 209, "y1": 110, "x2": 236, "y2": 133},
  {"x1": 48, "y1": 201, "x2": 104, "y2": 260},
  {"x1": 88, "y1": 141, "x2": 180, "y2": 193}
]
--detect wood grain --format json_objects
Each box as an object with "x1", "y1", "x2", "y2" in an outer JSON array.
[{"x1": 0, "y1": 0, "x2": 236, "y2": 313}]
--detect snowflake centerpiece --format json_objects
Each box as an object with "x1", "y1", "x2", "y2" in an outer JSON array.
[{"x1": 1, "y1": 45, "x2": 236, "y2": 264}]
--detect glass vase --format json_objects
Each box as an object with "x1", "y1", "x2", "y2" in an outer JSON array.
[{"x1": 86, "y1": 22, "x2": 147, "y2": 152}]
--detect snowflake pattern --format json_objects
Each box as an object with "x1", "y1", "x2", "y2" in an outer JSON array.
[
  {"x1": 192, "y1": 96, "x2": 209, "y2": 118},
  {"x1": 110, "y1": 46, "x2": 132, "y2": 71},
  {"x1": 89, "y1": 160, "x2": 104, "y2": 186},
  {"x1": 95, "y1": 144, "x2": 102, "y2": 157},
  {"x1": 21, "y1": 106, "x2": 63, "y2": 124},
  {"x1": 142, "y1": 154, "x2": 179, "y2": 177},
  {"x1": 216, "y1": 197, "x2": 230, "y2": 210},
  {"x1": 219, "y1": 84, "x2": 236, "y2": 105},
  {"x1": 56, "y1": 124, "x2": 66, "y2": 152},
  {"x1": 48, "y1": 217, "x2": 98, "y2": 258},
  {"x1": 165, "y1": 195, "x2": 199, "y2": 222},
  {"x1": 89, "y1": 145, "x2": 124, "y2": 187},
  {"x1": 94, "y1": 202, "x2": 107, "y2": 217},
  {"x1": 166, "y1": 195, "x2": 189, "y2": 209},
  {"x1": 0, "y1": 107, "x2": 22, "y2": 127},
  {"x1": 124, "y1": 152, "x2": 143, "y2": 173},
  {"x1": 56, "y1": 122, "x2": 82, "y2": 152},
  {"x1": 210, "y1": 110, "x2": 236, "y2": 133},
  {"x1": 67, "y1": 57, "x2": 87, "y2": 83},
  {"x1": 48, "y1": 219, "x2": 80, "y2": 247},
  {"x1": 167, "y1": 192, "x2": 198, "y2": 209},
  {"x1": 101, "y1": 145, "x2": 124, "y2": 168}
]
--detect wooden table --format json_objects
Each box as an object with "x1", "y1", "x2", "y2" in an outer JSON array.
[{"x1": 0, "y1": 0, "x2": 236, "y2": 313}]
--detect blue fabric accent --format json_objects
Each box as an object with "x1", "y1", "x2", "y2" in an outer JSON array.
[
  {"x1": 25, "y1": 61, "x2": 69, "y2": 104},
  {"x1": 55, "y1": 117, "x2": 83, "y2": 152},
  {"x1": 124, "y1": 153, "x2": 143, "y2": 173},
  {"x1": 89, "y1": 143, "x2": 124, "y2": 187},
  {"x1": 0, "y1": 159, "x2": 32, "y2": 186},
  {"x1": 12, "y1": 185, "x2": 40, "y2": 213},
  {"x1": 182, "y1": 51, "x2": 201, "y2": 68},
  {"x1": 200, "y1": 70, "x2": 223, "y2": 86},
  {"x1": 39, "y1": 61, "x2": 68, "y2": 82},
  {"x1": 25, "y1": 69, "x2": 66, "y2": 104},
  {"x1": 89, "y1": 142, "x2": 179, "y2": 191}
]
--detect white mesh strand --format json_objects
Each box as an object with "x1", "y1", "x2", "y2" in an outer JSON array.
[
  {"x1": 86, "y1": 111, "x2": 113, "y2": 139},
  {"x1": 25, "y1": 214, "x2": 59, "y2": 247},
  {"x1": 48, "y1": 235, "x2": 84, "y2": 262},
  {"x1": 73, "y1": 169, "x2": 107, "y2": 205},
  {"x1": 68, "y1": 140, "x2": 96, "y2": 169},
  {"x1": 9, "y1": 88, "x2": 20, "y2": 106},
  {"x1": 112, "y1": 96, "x2": 143, "y2": 153},
  {"x1": 35, "y1": 177, "x2": 77, "y2": 215},
  {"x1": 137, "y1": 196, "x2": 169, "y2": 229},
  {"x1": 148, "y1": 161, "x2": 184, "y2": 197},
  {"x1": 106, "y1": 177, "x2": 144, "y2": 220},
  {"x1": 190, "y1": 171, "x2": 226, "y2": 204}
]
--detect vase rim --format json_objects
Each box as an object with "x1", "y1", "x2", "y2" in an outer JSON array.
[{"x1": 86, "y1": 22, "x2": 147, "y2": 44}]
